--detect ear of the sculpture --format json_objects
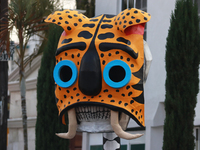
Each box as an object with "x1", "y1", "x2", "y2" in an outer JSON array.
[
  {"x1": 114, "y1": 8, "x2": 151, "y2": 35},
  {"x1": 44, "y1": 9, "x2": 89, "y2": 33}
]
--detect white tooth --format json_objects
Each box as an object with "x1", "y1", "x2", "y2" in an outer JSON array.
[
  {"x1": 56, "y1": 108, "x2": 77, "y2": 139},
  {"x1": 110, "y1": 110, "x2": 144, "y2": 140}
]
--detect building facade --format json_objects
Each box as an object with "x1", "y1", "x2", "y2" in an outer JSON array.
[{"x1": 6, "y1": 0, "x2": 200, "y2": 150}]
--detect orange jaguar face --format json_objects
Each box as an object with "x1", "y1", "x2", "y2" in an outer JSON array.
[{"x1": 45, "y1": 8, "x2": 151, "y2": 127}]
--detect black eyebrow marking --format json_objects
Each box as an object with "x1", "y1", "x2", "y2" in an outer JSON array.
[
  {"x1": 99, "y1": 42, "x2": 138, "y2": 59},
  {"x1": 117, "y1": 37, "x2": 131, "y2": 45},
  {"x1": 56, "y1": 42, "x2": 86, "y2": 55}
]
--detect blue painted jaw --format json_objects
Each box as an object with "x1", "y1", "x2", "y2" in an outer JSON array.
[
  {"x1": 103, "y1": 60, "x2": 132, "y2": 88},
  {"x1": 53, "y1": 60, "x2": 78, "y2": 88}
]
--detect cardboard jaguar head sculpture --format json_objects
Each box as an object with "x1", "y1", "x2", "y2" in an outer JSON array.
[{"x1": 45, "y1": 8, "x2": 151, "y2": 140}]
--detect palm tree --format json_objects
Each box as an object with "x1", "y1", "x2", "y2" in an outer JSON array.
[{"x1": 0, "y1": 0, "x2": 58, "y2": 149}]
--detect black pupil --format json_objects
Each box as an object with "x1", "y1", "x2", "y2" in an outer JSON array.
[
  {"x1": 109, "y1": 66, "x2": 125, "y2": 82},
  {"x1": 60, "y1": 66, "x2": 72, "y2": 82}
]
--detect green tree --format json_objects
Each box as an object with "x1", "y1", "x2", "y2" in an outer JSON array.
[
  {"x1": 76, "y1": 0, "x2": 95, "y2": 17},
  {"x1": 163, "y1": 0, "x2": 200, "y2": 150},
  {"x1": 36, "y1": 24, "x2": 69, "y2": 150},
  {"x1": 0, "y1": 0, "x2": 58, "y2": 149}
]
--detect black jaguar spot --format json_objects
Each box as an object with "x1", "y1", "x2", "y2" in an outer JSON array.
[
  {"x1": 105, "y1": 15, "x2": 115, "y2": 18},
  {"x1": 129, "y1": 21, "x2": 133, "y2": 25},
  {"x1": 65, "y1": 21, "x2": 69, "y2": 24},
  {"x1": 77, "y1": 53, "x2": 80, "y2": 57},
  {"x1": 71, "y1": 54, "x2": 74, "y2": 58},
  {"x1": 127, "y1": 58, "x2": 130, "y2": 61},
  {"x1": 108, "y1": 94, "x2": 112, "y2": 98},
  {"x1": 116, "y1": 90, "x2": 119, "y2": 92},
  {"x1": 74, "y1": 14, "x2": 78, "y2": 17},
  {"x1": 77, "y1": 62, "x2": 79, "y2": 65},
  {"x1": 64, "y1": 105, "x2": 66, "y2": 107},
  {"x1": 103, "y1": 20, "x2": 112, "y2": 23},
  {"x1": 48, "y1": 17, "x2": 51, "y2": 20},
  {"x1": 119, "y1": 21, "x2": 122, "y2": 25},
  {"x1": 98, "y1": 33, "x2": 114, "y2": 40},
  {"x1": 110, "y1": 100, "x2": 115, "y2": 102},
  {"x1": 78, "y1": 18, "x2": 82, "y2": 22},
  {"x1": 83, "y1": 23, "x2": 95, "y2": 28},
  {"x1": 71, "y1": 96, "x2": 73, "y2": 99},
  {"x1": 60, "y1": 57, "x2": 62, "y2": 61},
  {"x1": 122, "y1": 16, "x2": 125, "y2": 19},
  {"x1": 135, "y1": 111, "x2": 138, "y2": 115},
  {"x1": 140, "y1": 109, "x2": 142, "y2": 112},
  {"x1": 90, "y1": 19, "x2": 98, "y2": 22},
  {"x1": 116, "y1": 51, "x2": 119, "y2": 54},
  {"x1": 52, "y1": 19, "x2": 56, "y2": 22},
  {"x1": 121, "y1": 93, "x2": 125, "y2": 97},
  {"x1": 83, "y1": 96, "x2": 86, "y2": 99},
  {"x1": 60, "y1": 100, "x2": 63, "y2": 103},
  {"x1": 57, "y1": 13, "x2": 61, "y2": 15},
  {"x1": 73, "y1": 87, "x2": 77, "y2": 91},
  {"x1": 120, "y1": 56, "x2": 123, "y2": 59},
  {"x1": 67, "y1": 26, "x2": 71, "y2": 30},
  {"x1": 74, "y1": 23, "x2": 78, "y2": 26},
  {"x1": 117, "y1": 17, "x2": 120, "y2": 20},
  {"x1": 131, "y1": 109, "x2": 134, "y2": 113},
  {"x1": 101, "y1": 24, "x2": 113, "y2": 29},
  {"x1": 59, "y1": 87, "x2": 61, "y2": 90},
  {"x1": 108, "y1": 53, "x2": 111, "y2": 56},
  {"x1": 123, "y1": 25, "x2": 126, "y2": 28},
  {"x1": 126, "y1": 85, "x2": 130, "y2": 90},
  {"x1": 59, "y1": 17, "x2": 63, "y2": 20},
  {"x1": 76, "y1": 93, "x2": 80, "y2": 96},
  {"x1": 126, "y1": 12, "x2": 130, "y2": 16},
  {"x1": 119, "y1": 101, "x2": 122, "y2": 104},
  {"x1": 101, "y1": 100, "x2": 104, "y2": 102},
  {"x1": 128, "y1": 92, "x2": 132, "y2": 96},
  {"x1": 136, "y1": 19, "x2": 140, "y2": 23},
  {"x1": 144, "y1": 17, "x2": 147, "y2": 20},
  {"x1": 67, "y1": 90, "x2": 70, "y2": 93},
  {"x1": 131, "y1": 16, "x2": 135, "y2": 19},
  {"x1": 61, "y1": 38, "x2": 72, "y2": 44},
  {"x1": 68, "y1": 102, "x2": 70, "y2": 104},
  {"x1": 117, "y1": 37, "x2": 131, "y2": 45},
  {"x1": 65, "y1": 11, "x2": 70, "y2": 13},
  {"x1": 101, "y1": 53, "x2": 104, "y2": 58},
  {"x1": 57, "y1": 22, "x2": 61, "y2": 25},
  {"x1": 134, "y1": 10, "x2": 138, "y2": 14},
  {"x1": 77, "y1": 99, "x2": 80, "y2": 102},
  {"x1": 102, "y1": 60, "x2": 106, "y2": 65},
  {"x1": 68, "y1": 15, "x2": 72, "y2": 18},
  {"x1": 131, "y1": 64, "x2": 134, "y2": 67},
  {"x1": 124, "y1": 20, "x2": 127, "y2": 23},
  {"x1": 99, "y1": 95, "x2": 101, "y2": 97},
  {"x1": 78, "y1": 31, "x2": 93, "y2": 39},
  {"x1": 124, "y1": 103, "x2": 128, "y2": 106}
]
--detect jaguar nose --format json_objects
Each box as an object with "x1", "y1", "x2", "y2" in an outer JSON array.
[{"x1": 78, "y1": 43, "x2": 102, "y2": 96}]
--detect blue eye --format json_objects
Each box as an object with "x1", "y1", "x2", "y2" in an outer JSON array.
[
  {"x1": 103, "y1": 60, "x2": 131, "y2": 88},
  {"x1": 53, "y1": 60, "x2": 78, "y2": 88}
]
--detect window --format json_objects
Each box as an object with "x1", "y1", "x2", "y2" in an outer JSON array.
[{"x1": 121, "y1": 0, "x2": 148, "y2": 40}]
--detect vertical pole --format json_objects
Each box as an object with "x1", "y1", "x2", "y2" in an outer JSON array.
[
  {"x1": 0, "y1": 0, "x2": 8, "y2": 149},
  {"x1": 103, "y1": 133, "x2": 120, "y2": 150},
  {"x1": 0, "y1": 61, "x2": 8, "y2": 150}
]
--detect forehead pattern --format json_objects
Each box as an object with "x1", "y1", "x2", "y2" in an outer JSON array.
[{"x1": 45, "y1": 8, "x2": 151, "y2": 127}]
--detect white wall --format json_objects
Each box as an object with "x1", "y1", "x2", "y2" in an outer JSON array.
[
  {"x1": 145, "y1": 1, "x2": 176, "y2": 149},
  {"x1": 95, "y1": 0, "x2": 121, "y2": 16}
]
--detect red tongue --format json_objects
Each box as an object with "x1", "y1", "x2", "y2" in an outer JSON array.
[{"x1": 125, "y1": 23, "x2": 145, "y2": 35}]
